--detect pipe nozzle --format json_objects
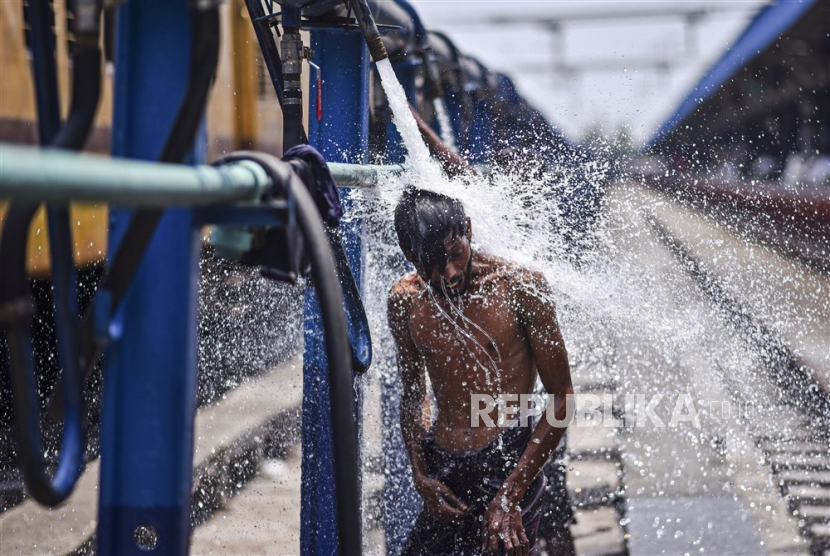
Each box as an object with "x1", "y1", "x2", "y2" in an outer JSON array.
[{"x1": 347, "y1": 0, "x2": 388, "y2": 63}]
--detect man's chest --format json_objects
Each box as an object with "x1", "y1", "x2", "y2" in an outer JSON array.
[{"x1": 408, "y1": 289, "x2": 524, "y2": 363}]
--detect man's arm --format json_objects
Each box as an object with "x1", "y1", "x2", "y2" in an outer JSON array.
[
  {"x1": 388, "y1": 283, "x2": 469, "y2": 522},
  {"x1": 410, "y1": 105, "x2": 474, "y2": 178},
  {"x1": 504, "y1": 269, "x2": 573, "y2": 501},
  {"x1": 388, "y1": 284, "x2": 430, "y2": 479},
  {"x1": 482, "y1": 270, "x2": 573, "y2": 555}
]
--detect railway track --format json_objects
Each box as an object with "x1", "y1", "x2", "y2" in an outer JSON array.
[
  {"x1": 567, "y1": 376, "x2": 630, "y2": 556},
  {"x1": 649, "y1": 204, "x2": 830, "y2": 556}
]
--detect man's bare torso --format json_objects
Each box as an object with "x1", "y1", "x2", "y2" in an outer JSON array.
[{"x1": 392, "y1": 253, "x2": 538, "y2": 453}]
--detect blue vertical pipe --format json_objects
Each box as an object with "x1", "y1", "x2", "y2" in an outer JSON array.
[
  {"x1": 382, "y1": 58, "x2": 424, "y2": 555},
  {"x1": 97, "y1": 2, "x2": 201, "y2": 555},
  {"x1": 302, "y1": 28, "x2": 370, "y2": 556}
]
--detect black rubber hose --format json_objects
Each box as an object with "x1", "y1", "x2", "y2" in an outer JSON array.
[
  {"x1": 347, "y1": 0, "x2": 388, "y2": 63},
  {"x1": 325, "y1": 226, "x2": 372, "y2": 374},
  {"x1": 51, "y1": 43, "x2": 101, "y2": 150},
  {"x1": 0, "y1": 202, "x2": 85, "y2": 507},
  {"x1": 23, "y1": 0, "x2": 62, "y2": 142},
  {"x1": 0, "y1": 2, "x2": 102, "y2": 506},
  {"x1": 45, "y1": 38, "x2": 101, "y2": 394},
  {"x1": 0, "y1": 204, "x2": 39, "y2": 306},
  {"x1": 159, "y1": 8, "x2": 220, "y2": 164},
  {"x1": 99, "y1": 6, "x2": 220, "y2": 307},
  {"x1": 219, "y1": 151, "x2": 361, "y2": 556}
]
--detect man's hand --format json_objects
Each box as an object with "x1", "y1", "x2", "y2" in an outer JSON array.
[
  {"x1": 414, "y1": 475, "x2": 469, "y2": 523},
  {"x1": 481, "y1": 494, "x2": 529, "y2": 556}
]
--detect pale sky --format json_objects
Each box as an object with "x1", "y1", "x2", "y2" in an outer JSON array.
[{"x1": 408, "y1": 0, "x2": 769, "y2": 145}]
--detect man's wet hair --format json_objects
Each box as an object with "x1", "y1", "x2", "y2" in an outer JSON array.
[{"x1": 394, "y1": 187, "x2": 467, "y2": 275}]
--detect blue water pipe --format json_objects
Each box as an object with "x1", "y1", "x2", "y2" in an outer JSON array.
[
  {"x1": 303, "y1": 23, "x2": 371, "y2": 556},
  {"x1": 98, "y1": 2, "x2": 203, "y2": 553}
]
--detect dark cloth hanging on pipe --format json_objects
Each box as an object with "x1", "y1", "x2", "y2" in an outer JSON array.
[{"x1": 283, "y1": 145, "x2": 344, "y2": 227}]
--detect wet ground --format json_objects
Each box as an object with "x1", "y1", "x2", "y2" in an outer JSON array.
[{"x1": 601, "y1": 183, "x2": 822, "y2": 555}]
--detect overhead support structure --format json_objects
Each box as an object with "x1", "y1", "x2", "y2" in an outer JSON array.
[
  {"x1": 648, "y1": 0, "x2": 818, "y2": 148},
  {"x1": 445, "y1": 4, "x2": 751, "y2": 27}
]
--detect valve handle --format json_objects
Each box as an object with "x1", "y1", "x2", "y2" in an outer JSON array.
[{"x1": 310, "y1": 61, "x2": 322, "y2": 121}]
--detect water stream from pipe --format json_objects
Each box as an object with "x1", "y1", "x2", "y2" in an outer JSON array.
[{"x1": 375, "y1": 59, "x2": 445, "y2": 184}]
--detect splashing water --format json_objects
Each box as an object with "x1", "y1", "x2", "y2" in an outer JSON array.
[
  {"x1": 360, "y1": 57, "x2": 829, "y2": 551},
  {"x1": 375, "y1": 59, "x2": 446, "y2": 185}
]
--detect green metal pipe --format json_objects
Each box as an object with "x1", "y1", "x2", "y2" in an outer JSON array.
[
  {"x1": 0, "y1": 143, "x2": 406, "y2": 206},
  {"x1": 0, "y1": 144, "x2": 270, "y2": 206},
  {"x1": 328, "y1": 162, "x2": 406, "y2": 188}
]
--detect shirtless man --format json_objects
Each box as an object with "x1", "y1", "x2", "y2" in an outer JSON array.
[{"x1": 388, "y1": 185, "x2": 574, "y2": 556}]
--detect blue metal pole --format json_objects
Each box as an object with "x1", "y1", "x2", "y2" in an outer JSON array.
[
  {"x1": 302, "y1": 27, "x2": 370, "y2": 556},
  {"x1": 97, "y1": 2, "x2": 202, "y2": 554},
  {"x1": 382, "y1": 58, "x2": 424, "y2": 555}
]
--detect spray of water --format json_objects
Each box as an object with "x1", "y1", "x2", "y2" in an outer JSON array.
[{"x1": 358, "y1": 59, "x2": 828, "y2": 550}]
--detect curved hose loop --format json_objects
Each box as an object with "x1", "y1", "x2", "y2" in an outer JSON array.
[
  {"x1": 390, "y1": 0, "x2": 444, "y2": 103},
  {"x1": 2, "y1": 1, "x2": 218, "y2": 506},
  {"x1": 392, "y1": 0, "x2": 427, "y2": 47},
  {"x1": 0, "y1": 204, "x2": 86, "y2": 507},
  {"x1": 0, "y1": 2, "x2": 103, "y2": 506},
  {"x1": 427, "y1": 30, "x2": 473, "y2": 130},
  {"x1": 50, "y1": 42, "x2": 102, "y2": 150},
  {"x1": 218, "y1": 151, "x2": 362, "y2": 556}
]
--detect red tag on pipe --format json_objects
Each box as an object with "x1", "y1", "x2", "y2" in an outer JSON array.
[{"x1": 316, "y1": 79, "x2": 322, "y2": 121}]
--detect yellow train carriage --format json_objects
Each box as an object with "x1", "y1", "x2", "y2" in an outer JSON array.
[{"x1": 0, "y1": 0, "x2": 291, "y2": 276}]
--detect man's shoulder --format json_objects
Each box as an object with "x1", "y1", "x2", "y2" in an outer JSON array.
[
  {"x1": 388, "y1": 274, "x2": 423, "y2": 316},
  {"x1": 476, "y1": 254, "x2": 545, "y2": 288},
  {"x1": 389, "y1": 273, "x2": 422, "y2": 298},
  {"x1": 387, "y1": 275, "x2": 422, "y2": 328}
]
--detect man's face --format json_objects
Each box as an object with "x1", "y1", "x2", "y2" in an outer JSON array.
[{"x1": 419, "y1": 220, "x2": 473, "y2": 298}]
